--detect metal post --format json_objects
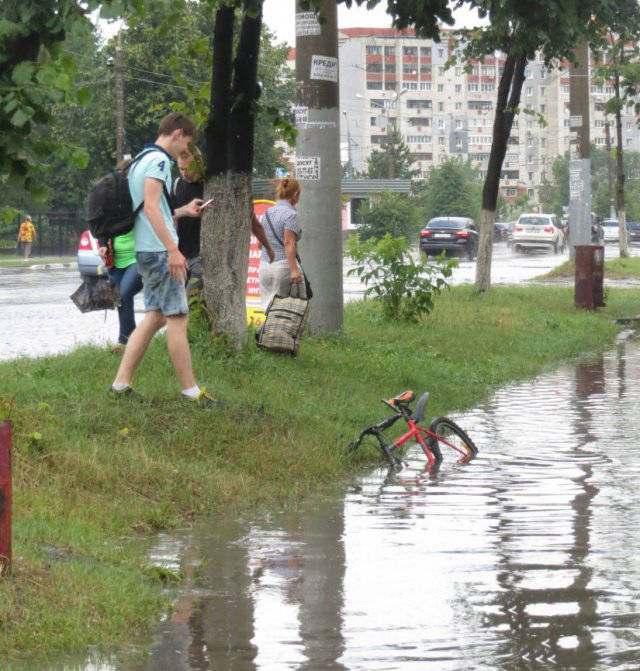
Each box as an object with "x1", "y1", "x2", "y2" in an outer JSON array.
[
  {"x1": 0, "y1": 421, "x2": 12, "y2": 577},
  {"x1": 295, "y1": 0, "x2": 343, "y2": 334},
  {"x1": 568, "y1": 41, "x2": 592, "y2": 260}
]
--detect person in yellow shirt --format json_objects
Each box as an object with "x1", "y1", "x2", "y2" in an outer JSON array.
[{"x1": 17, "y1": 215, "x2": 36, "y2": 260}]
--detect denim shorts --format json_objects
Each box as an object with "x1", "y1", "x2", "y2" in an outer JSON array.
[{"x1": 136, "y1": 251, "x2": 188, "y2": 316}]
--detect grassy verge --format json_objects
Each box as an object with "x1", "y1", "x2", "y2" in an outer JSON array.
[
  {"x1": 538, "y1": 254, "x2": 640, "y2": 280},
  {"x1": 1, "y1": 284, "x2": 639, "y2": 665},
  {"x1": 0, "y1": 255, "x2": 76, "y2": 268}
]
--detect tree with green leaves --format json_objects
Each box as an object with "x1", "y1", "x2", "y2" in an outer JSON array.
[
  {"x1": 593, "y1": 31, "x2": 640, "y2": 257},
  {"x1": 366, "y1": 128, "x2": 419, "y2": 179},
  {"x1": 416, "y1": 157, "x2": 481, "y2": 222},
  {"x1": 356, "y1": 191, "x2": 423, "y2": 241}
]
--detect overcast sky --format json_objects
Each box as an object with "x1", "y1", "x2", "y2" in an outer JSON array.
[
  {"x1": 96, "y1": 3, "x2": 483, "y2": 44},
  {"x1": 262, "y1": 0, "x2": 483, "y2": 46}
]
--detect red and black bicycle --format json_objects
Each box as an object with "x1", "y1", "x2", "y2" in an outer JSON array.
[{"x1": 347, "y1": 390, "x2": 478, "y2": 470}]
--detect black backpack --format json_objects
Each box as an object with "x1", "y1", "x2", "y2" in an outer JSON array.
[{"x1": 86, "y1": 148, "x2": 173, "y2": 240}]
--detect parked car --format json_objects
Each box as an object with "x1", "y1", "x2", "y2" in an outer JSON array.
[
  {"x1": 419, "y1": 216, "x2": 479, "y2": 260},
  {"x1": 601, "y1": 219, "x2": 619, "y2": 243},
  {"x1": 627, "y1": 221, "x2": 640, "y2": 245},
  {"x1": 512, "y1": 213, "x2": 564, "y2": 254},
  {"x1": 77, "y1": 229, "x2": 103, "y2": 276}
]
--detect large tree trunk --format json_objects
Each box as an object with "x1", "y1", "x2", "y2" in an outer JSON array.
[
  {"x1": 475, "y1": 51, "x2": 527, "y2": 293},
  {"x1": 201, "y1": 3, "x2": 262, "y2": 351},
  {"x1": 614, "y1": 67, "x2": 629, "y2": 257}
]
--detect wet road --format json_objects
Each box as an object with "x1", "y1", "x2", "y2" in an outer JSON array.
[
  {"x1": 2, "y1": 243, "x2": 638, "y2": 362},
  {"x1": 44, "y1": 336, "x2": 640, "y2": 671}
]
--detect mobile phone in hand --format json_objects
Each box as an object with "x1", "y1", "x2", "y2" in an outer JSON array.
[{"x1": 200, "y1": 198, "x2": 213, "y2": 210}]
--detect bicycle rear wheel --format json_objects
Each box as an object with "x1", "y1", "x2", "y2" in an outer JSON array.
[{"x1": 428, "y1": 417, "x2": 478, "y2": 463}]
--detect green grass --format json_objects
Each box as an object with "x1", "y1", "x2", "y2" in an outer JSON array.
[
  {"x1": 539, "y1": 254, "x2": 640, "y2": 280},
  {"x1": 1, "y1": 284, "x2": 639, "y2": 665},
  {"x1": 0, "y1": 255, "x2": 75, "y2": 268}
]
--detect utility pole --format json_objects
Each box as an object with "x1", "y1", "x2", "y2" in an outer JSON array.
[
  {"x1": 604, "y1": 120, "x2": 616, "y2": 219},
  {"x1": 295, "y1": 0, "x2": 343, "y2": 334},
  {"x1": 114, "y1": 32, "x2": 125, "y2": 163},
  {"x1": 568, "y1": 41, "x2": 592, "y2": 259}
]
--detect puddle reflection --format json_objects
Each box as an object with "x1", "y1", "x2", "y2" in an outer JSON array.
[{"x1": 45, "y1": 339, "x2": 640, "y2": 671}]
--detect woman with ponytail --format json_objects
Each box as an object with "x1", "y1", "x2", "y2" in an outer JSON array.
[{"x1": 259, "y1": 178, "x2": 307, "y2": 309}]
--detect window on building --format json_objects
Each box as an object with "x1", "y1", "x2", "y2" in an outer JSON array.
[
  {"x1": 366, "y1": 81, "x2": 383, "y2": 90},
  {"x1": 481, "y1": 84, "x2": 495, "y2": 92},
  {"x1": 627, "y1": 138, "x2": 632, "y2": 146},
  {"x1": 366, "y1": 45, "x2": 381, "y2": 55},
  {"x1": 371, "y1": 135, "x2": 387, "y2": 144},
  {"x1": 455, "y1": 66, "x2": 462, "y2": 76},
  {"x1": 420, "y1": 64, "x2": 432, "y2": 75},
  {"x1": 402, "y1": 46, "x2": 418, "y2": 56},
  {"x1": 540, "y1": 104, "x2": 545, "y2": 114},
  {"x1": 468, "y1": 100, "x2": 492, "y2": 111},
  {"x1": 420, "y1": 46, "x2": 432, "y2": 57},
  {"x1": 438, "y1": 48, "x2": 444, "y2": 58},
  {"x1": 419, "y1": 82, "x2": 432, "y2": 91},
  {"x1": 468, "y1": 83, "x2": 479, "y2": 92},
  {"x1": 455, "y1": 102, "x2": 463, "y2": 110},
  {"x1": 371, "y1": 98, "x2": 395, "y2": 109},
  {"x1": 438, "y1": 102, "x2": 444, "y2": 111},
  {"x1": 480, "y1": 65, "x2": 495, "y2": 76},
  {"x1": 438, "y1": 136, "x2": 445, "y2": 145},
  {"x1": 403, "y1": 64, "x2": 417, "y2": 74},
  {"x1": 384, "y1": 46, "x2": 395, "y2": 56},
  {"x1": 401, "y1": 81, "x2": 418, "y2": 90},
  {"x1": 528, "y1": 172, "x2": 533, "y2": 181},
  {"x1": 455, "y1": 84, "x2": 462, "y2": 94},
  {"x1": 370, "y1": 116, "x2": 377, "y2": 126},
  {"x1": 406, "y1": 135, "x2": 431, "y2": 144},
  {"x1": 540, "y1": 86, "x2": 545, "y2": 96},
  {"x1": 407, "y1": 99, "x2": 432, "y2": 109},
  {"x1": 367, "y1": 63, "x2": 383, "y2": 72},
  {"x1": 384, "y1": 81, "x2": 397, "y2": 90},
  {"x1": 605, "y1": 86, "x2": 615, "y2": 95},
  {"x1": 455, "y1": 119, "x2": 462, "y2": 129},
  {"x1": 437, "y1": 83, "x2": 444, "y2": 92},
  {"x1": 526, "y1": 86, "x2": 533, "y2": 96},
  {"x1": 409, "y1": 117, "x2": 431, "y2": 127}
]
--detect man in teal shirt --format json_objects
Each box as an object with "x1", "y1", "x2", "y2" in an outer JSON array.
[{"x1": 110, "y1": 112, "x2": 220, "y2": 407}]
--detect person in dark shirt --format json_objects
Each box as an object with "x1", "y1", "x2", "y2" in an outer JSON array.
[
  {"x1": 173, "y1": 147, "x2": 275, "y2": 298},
  {"x1": 173, "y1": 148, "x2": 206, "y2": 293}
]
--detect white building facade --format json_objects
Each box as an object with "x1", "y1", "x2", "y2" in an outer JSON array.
[{"x1": 337, "y1": 27, "x2": 640, "y2": 203}]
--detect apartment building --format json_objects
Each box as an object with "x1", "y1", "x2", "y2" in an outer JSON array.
[{"x1": 337, "y1": 27, "x2": 640, "y2": 203}]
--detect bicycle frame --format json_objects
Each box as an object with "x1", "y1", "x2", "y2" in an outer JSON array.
[
  {"x1": 350, "y1": 411, "x2": 471, "y2": 469},
  {"x1": 392, "y1": 419, "x2": 472, "y2": 466}
]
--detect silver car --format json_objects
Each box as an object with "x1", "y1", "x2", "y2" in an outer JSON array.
[
  {"x1": 77, "y1": 229, "x2": 104, "y2": 276},
  {"x1": 512, "y1": 213, "x2": 564, "y2": 254}
]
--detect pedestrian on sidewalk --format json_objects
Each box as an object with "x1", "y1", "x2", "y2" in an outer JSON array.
[
  {"x1": 109, "y1": 111, "x2": 221, "y2": 407},
  {"x1": 17, "y1": 215, "x2": 36, "y2": 260}
]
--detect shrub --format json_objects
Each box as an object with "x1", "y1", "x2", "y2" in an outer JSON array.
[{"x1": 346, "y1": 233, "x2": 456, "y2": 322}]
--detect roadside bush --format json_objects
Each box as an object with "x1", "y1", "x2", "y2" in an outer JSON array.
[
  {"x1": 346, "y1": 233, "x2": 457, "y2": 322},
  {"x1": 356, "y1": 191, "x2": 423, "y2": 241}
]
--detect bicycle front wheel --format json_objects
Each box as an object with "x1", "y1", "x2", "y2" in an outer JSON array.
[{"x1": 428, "y1": 417, "x2": 478, "y2": 463}]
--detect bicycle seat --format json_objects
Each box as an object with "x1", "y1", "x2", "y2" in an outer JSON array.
[{"x1": 385, "y1": 390, "x2": 415, "y2": 408}]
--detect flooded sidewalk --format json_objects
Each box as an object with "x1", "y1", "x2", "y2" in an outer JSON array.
[{"x1": 43, "y1": 338, "x2": 640, "y2": 671}]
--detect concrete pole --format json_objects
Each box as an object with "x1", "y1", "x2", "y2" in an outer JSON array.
[
  {"x1": 295, "y1": 0, "x2": 343, "y2": 334},
  {"x1": 115, "y1": 32, "x2": 125, "y2": 163},
  {"x1": 568, "y1": 41, "x2": 592, "y2": 259}
]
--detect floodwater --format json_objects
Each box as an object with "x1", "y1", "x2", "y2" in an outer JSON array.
[{"x1": 41, "y1": 336, "x2": 640, "y2": 671}]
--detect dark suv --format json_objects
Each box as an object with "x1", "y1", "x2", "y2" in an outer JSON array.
[{"x1": 419, "y1": 217, "x2": 479, "y2": 260}]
